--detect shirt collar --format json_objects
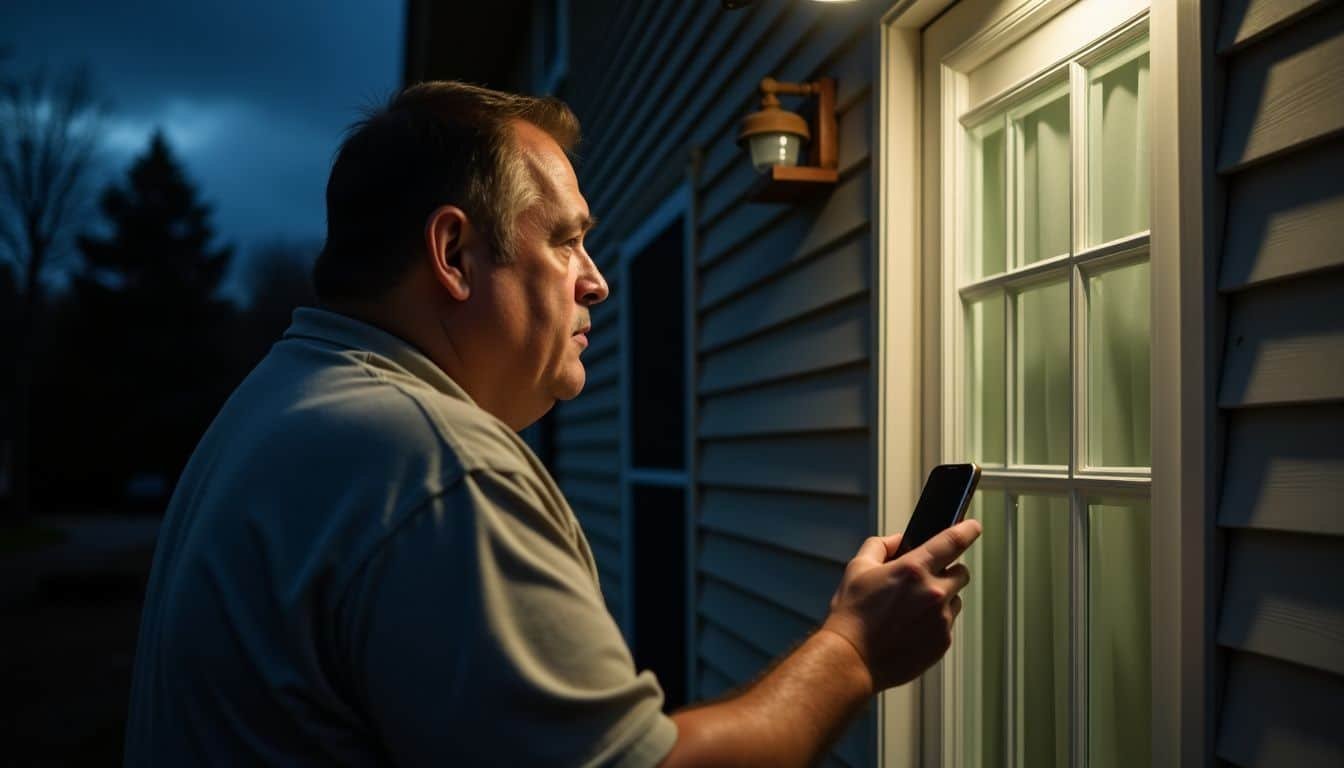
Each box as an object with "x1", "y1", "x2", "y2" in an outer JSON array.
[{"x1": 282, "y1": 307, "x2": 477, "y2": 406}]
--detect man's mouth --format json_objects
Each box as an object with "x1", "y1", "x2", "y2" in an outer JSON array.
[{"x1": 573, "y1": 325, "x2": 591, "y2": 348}]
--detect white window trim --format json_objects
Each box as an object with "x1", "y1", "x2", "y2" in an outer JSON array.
[
  {"x1": 874, "y1": 1, "x2": 1213, "y2": 766},
  {"x1": 617, "y1": 181, "x2": 698, "y2": 703}
]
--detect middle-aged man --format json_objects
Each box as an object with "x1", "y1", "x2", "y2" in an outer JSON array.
[{"x1": 125, "y1": 81, "x2": 980, "y2": 766}]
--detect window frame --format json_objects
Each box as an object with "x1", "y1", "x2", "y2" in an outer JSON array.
[
  {"x1": 875, "y1": 0, "x2": 1215, "y2": 765},
  {"x1": 617, "y1": 182, "x2": 698, "y2": 703}
]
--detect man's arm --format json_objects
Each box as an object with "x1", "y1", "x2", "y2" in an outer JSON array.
[{"x1": 660, "y1": 521, "x2": 981, "y2": 767}]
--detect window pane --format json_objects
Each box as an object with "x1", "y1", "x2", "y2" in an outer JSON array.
[
  {"x1": 961, "y1": 490, "x2": 1008, "y2": 768},
  {"x1": 1015, "y1": 494, "x2": 1070, "y2": 768},
  {"x1": 1087, "y1": 260, "x2": 1150, "y2": 467},
  {"x1": 968, "y1": 118, "x2": 1008, "y2": 279},
  {"x1": 1088, "y1": 41, "x2": 1150, "y2": 245},
  {"x1": 1015, "y1": 281, "x2": 1070, "y2": 465},
  {"x1": 629, "y1": 219, "x2": 686, "y2": 468},
  {"x1": 966, "y1": 295, "x2": 1007, "y2": 466},
  {"x1": 1013, "y1": 88, "x2": 1070, "y2": 266},
  {"x1": 1088, "y1": 498, "x2": 1151, "y2": 768}
]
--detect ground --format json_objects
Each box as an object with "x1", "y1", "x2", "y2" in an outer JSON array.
[{"x1": 0, "y1": 517, "x2": 159, "y2": 767}]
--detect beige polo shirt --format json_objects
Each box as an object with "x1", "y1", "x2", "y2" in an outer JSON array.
[{"x1": 126, "y1": 307, "x2": 676, "y2": 767}]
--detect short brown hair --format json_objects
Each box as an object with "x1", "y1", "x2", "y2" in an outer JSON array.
[{"x1": 313, "y1": 81, "x2": 580, "y2": 302}]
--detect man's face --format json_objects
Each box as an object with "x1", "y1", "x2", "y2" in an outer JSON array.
[{"x1": 469, "y1": 121, "x2": 606, "y2": 422}]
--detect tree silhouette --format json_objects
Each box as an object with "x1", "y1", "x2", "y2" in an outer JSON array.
[
  {"x1": 0, "y1": 66, "x2": 104, "y2": 520},
  {"x1": 78, "y1": 131, "x2": 231, "y2": 299},
  {"x1": 43, "y1": 131, "x2": 237, "y2": 507}
]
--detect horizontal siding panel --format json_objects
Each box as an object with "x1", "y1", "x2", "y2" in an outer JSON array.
[
  {"x1": 575, "y1": 507, "x2": 621, "y2": 546},
  {"x1": 699, "y1": 90, "x2": 872, "y2": 228},
  {"x1": 554, "y1": 447, "x2": 619, "y2": 475},
  {"x1": 835, "y1": 88, "x2": 872, "y2": 173},
  {"x1": 699, "y1": 596, "x2": 869, "y2": 768},
  {"x1": 1217, "y1": 529, "x2": 1344, "y2": 676},
  {"x1": 699, "y1": 622, "x2": 770, "y2": 686},
  {"x1": 700, "y1": 166, "x2": 869, "y2": 279},
  {"x1": 1217, "y1": 270, "x2": 1344, "y2": 407},
  {"x1": 594, "y1": 10, "x2": 865, "y2": 242},
  {"x1": 555, "y1": 384, "x2": 619, "y2": 422},
  {"x1": 698, "y1": 29, "x2": 873, "y2": 189},
  {"x1": 599, "y1": 572, "x2": 622, "y2": 611},
  {"x1": 1218, "y1": 4, "x2": 1344, "y2": 171},
  {"x1": 700, "y1": 234, "x2": 868, "y2": 353},
  {"x1": 700, "y1": 432, "x2": 869, "y2": 496},
  {"x1": 1220, "y1": 405, "x2": 1344, "y2": 535},
  {"x1": 1218, "y1": 0, "x2": 1338, "y2": 52},
  {"x1": 1220, "y1": 137, "x2": 1344, "y2": 291},
  {"x1": 591, "y1": 11, "x2": 818, "y2": 240},
  {"x1": 587, "y1": 535, "x2": 623, "y2": 576},
  {"x1": 580, "y1": 1, "x2": 672, "y2": 151},
  {"x1": 700, "y1": 297, "x2": 869, "y2": 395},
  {"x1": 559, "y1": 478, "x2": 620, "y2": 513},
  {"x1": 553, "y1": 416, "x2": 619, "y2": 448},
  {"x1": 698, "y1": 534, "x2": 843, "y2": 623},
  {"x1": 585, "y1": 0, "x2": 791, "y2": 207},
  {"x1": 583, "y1": 319, "x2": 620, "y2": 363},
  {"x1": 1216, "y1": 650, "x2": 1344, "y2": 766},
  {"x1": 582, "y1": 352, "x2": 621, "y2": 391},
  {"x1": 585, "y1": 3, "x2": 707, "y2": 173},
  {"x1": 700, "y1": 577, "x2": 817, "y2": 658},
  {"x1": 701, "y1": 487, "x2": 869, "y2": 563},
  {"x1": 698, "y1": 664, "x2": 737, "y2": 700},
  {"x1": 699, "y1": 365, "x2": 868, "y2": 439},
  {"x1": 699, "y1": 153, "x2": 777, "y2": 232}
]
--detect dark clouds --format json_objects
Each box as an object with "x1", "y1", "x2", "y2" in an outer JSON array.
[{"x1": 5, "y1": 0, "x2": 401, "y2": 274}]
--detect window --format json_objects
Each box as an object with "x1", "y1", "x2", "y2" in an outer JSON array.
[
  {"x1": 949, "y1": 20, "x2": 1152, "y2": 768},
  {"x1": 620, "y1": 199, "x2": 691, "y2": 711}
]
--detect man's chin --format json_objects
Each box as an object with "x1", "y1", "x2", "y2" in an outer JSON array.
[{"x1": 551, "y1": 368, "x2": 586, "y2": 401}]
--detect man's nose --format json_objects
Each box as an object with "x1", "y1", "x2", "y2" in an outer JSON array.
[{"x1": 578, "y1": 255, "x2": 609, "y2": 306}]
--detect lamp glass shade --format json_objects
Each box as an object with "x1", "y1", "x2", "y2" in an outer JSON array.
[{"x1": 747, "y1": 132, "x2": 806, "y2": 173}]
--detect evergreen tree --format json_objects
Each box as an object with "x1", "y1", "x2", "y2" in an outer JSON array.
[
  {"x1": 38, "y1": 131, "x2": 238, "y2": 507},
  {"x1": 78, "y1": 130, "x2": 231, "y2": 301}
]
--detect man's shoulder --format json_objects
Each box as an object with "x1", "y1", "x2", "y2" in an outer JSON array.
[{"x1": 271, "y1": 340, "x2": 536, "y2": 479}]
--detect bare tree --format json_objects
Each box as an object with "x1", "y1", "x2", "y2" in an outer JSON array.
[{"x1": 0, "y1": 66, "x2": 103, "y2": 520}]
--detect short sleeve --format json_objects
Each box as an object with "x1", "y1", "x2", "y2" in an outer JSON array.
[{"x1": 341, "y1": 469, "x2": 677, "y2": 767}]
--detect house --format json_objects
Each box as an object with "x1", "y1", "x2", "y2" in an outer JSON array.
[{"x1": 403, "y1": 0, "x2": 1344, "y2": 765}]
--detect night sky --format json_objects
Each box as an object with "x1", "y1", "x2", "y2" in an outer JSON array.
[{"x1": 4, "y1": 0, "x2": 403, "y2": 300}]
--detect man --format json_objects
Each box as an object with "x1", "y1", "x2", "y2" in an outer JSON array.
[{"x1": 125, "y1": 81, "x2": 980, "y2": 766}]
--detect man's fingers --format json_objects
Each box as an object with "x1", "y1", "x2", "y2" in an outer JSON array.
[
  {"x1": 939, "y1": 563, "x2": 971, "y2": 596},
  {"x1": 948, "y1": 594, "x2": 963, "y2": 619},
  {"x1": 854, "y1": 535, "x2": 894, "y2": 565},
  {"x1": 881, "y1": 533, "x2": 903, "y2": 561},
  {"x1": 917, "y1": 519, "x2": 982, "y2": 572}
]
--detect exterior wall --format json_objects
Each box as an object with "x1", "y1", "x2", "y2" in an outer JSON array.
[
  {"x1": 554, "y1": 2, "x2": 882, "y2": 765},
  {"x1": 1208, "y1": 0, "x2": 1344, "y2": 764}
]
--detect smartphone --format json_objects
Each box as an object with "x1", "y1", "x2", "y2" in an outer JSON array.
[{"x1": 893, "y1": 463, "x2": 982, "y2": 558}]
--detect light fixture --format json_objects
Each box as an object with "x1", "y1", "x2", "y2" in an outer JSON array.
[{"x1": 737, "y1": 76, "x2": 838, "y2": 203}]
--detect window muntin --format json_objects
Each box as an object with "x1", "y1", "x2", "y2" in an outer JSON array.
[{"x1": 950, "y1": 23, "x2": 1151, "y2": 768}]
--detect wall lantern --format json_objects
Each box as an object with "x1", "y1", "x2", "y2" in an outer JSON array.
[{"x1": 737, "y1": 76, "x2": 838, "y2": 203}]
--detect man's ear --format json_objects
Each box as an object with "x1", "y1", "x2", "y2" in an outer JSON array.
[{"x1": 425, "y1": 204, "x2": 474, "y2": 301}]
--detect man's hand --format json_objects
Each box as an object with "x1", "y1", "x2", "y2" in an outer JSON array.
[{"x1": 821, "y1": 520, "x2": 982, "y2": 691}]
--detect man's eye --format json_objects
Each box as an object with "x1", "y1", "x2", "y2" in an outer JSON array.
[{"x1": 566, "y1": 237, "x2": 582, "y2": 249}]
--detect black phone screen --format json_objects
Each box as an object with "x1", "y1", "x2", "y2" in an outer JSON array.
[{"x1": 894, "y1": 463, "x2": 980, "y2": 557}]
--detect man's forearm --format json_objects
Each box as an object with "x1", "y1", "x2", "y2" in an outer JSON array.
[{"x1": 662, "y1": 628, "x2": 873, "y2": 767}]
